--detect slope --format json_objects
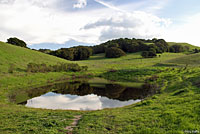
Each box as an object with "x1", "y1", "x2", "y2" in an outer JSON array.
[
  {"x1": 166, "y1": 53, "x2": 200, "y2": 66},
  {"x1": 167, "y1": 42, "x2": 200, "y2": 50},
  {"x1": 0, "y1": 41, "x2": 71, "y2": 73}
]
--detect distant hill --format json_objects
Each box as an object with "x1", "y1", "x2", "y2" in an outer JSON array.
[
  {"x1": 0, "y1": 41, "x2": 71, "y2": 73},
  {"x1": 167, "y1": 42, "x2": 200, "y2": 51}
]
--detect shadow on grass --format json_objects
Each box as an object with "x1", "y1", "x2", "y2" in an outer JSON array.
[
  {"x1": 16, "y1": 68, "x2": 27, "y2": 72},
  {"x1": 153, "y1": 63, "x2": 178, "y2": 67}
]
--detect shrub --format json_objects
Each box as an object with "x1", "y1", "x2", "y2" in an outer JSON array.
[
  {"x1": 7, "y1": 37, "x2": 27, "y2": 48},
  {"x1": 169, "y1": 44, "x2": 189, "y2": 53},
  {"x1": 73, "y1": 46, "x2": 93, "y2": 60},
  {"x1": 27, "y1": 63, "x2": 87, "y2": 73},
  {"x1": 141, "y1": 51, "x2": 149, "y2": 58},
  {"x1": 105, "y1": 47, "x2": 126, "y2": 58},
  {"x1": 67, "y1": 63, "x2": 81, "y2": 72},
  {"x1": 148, "y1": 51, "x2": 157, "y2": 58},
  {"x1": 141, "y1": 51, "x2": 157, "y2": 58},
  {"x1": 193, "y1": 48, "x2": 200, "y2": 53},
  {"x1": 38, "y1": 49, "x2": 52, "y2": 54}
]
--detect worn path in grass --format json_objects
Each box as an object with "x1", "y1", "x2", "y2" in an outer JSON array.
[{"x1": 65, "y1": 115, "x2": 82, "y2": 134}]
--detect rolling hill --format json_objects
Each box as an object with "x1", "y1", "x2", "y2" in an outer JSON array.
[
  {"x1": 0, "y1": 41, "x2": 71, "y2": 73},
  {"x1": 167, "y1": 42, "x2": 200, "y2": 50},
  {"x1": 0, "y1": 40, "x2": 200, "y2": 134}
]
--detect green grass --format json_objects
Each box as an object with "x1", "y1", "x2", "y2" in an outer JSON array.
[
  {"x1": 167, "y1": 42, "x2": 200, "y2": 51},
  {"x1": 166, "y1": 53, "x2": 200, "y2": 66},
  {"x1": 0, "y1": 41, "x2": 200, "y2": 134},
  {"x1": 76, "y1": 53, "x2": 185, "y2": 74},
  {"x1": 0, "y1": 41, "x2": 71, "y2": 73},
  {"x1": 73, "y1": 68, "x2": 200, "y2": 134}
]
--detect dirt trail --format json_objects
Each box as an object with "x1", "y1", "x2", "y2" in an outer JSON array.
[{"x1": 65, "y1": 115, "x2": 82, "y2": 134}]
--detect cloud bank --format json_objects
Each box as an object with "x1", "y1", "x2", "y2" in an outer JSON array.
[
  {"x1": 4, "y1": 0, "x2": 198, "y2": 48},
  {"x1": 84, "y1": 11, "x2": 171, "y2": 41}
]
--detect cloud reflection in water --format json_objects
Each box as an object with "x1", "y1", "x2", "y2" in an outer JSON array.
[{"x1": 26, "y1": 92, "x2": 140, "y2": 110}]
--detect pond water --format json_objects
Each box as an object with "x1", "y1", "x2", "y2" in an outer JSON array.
[{"x1": 9, "y1": 78, "x2": 158, "y2": 110}]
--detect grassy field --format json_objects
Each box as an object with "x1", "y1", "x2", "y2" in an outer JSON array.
[
  {"x1": 167, "y1": 53, "x2": 200, "y2": 66},
  {"x1": 0, "y1": 41, "x2": 200, "y2": 134},
  {"x1": 76, "y1": 53, "x2": 185, "y2": 74}
]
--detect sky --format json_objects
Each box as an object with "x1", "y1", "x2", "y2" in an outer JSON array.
[{"x1": 0, "y1": 0, "x2": 200, "y2": 49}]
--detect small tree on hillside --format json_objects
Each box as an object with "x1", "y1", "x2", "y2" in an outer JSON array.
[
  {"x1": 7, "y1": 37, "x2": 27, "y2": 48},
  {"x1": 105, "y1": 47, "x2": 126, "y2": 58},
  {"x1": 141, "y1": 51, "x2": 157, "y2": 58}
]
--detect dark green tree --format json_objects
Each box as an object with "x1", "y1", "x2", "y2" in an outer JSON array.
[
  {"x1": 74, "y1": 46, "x2": 93, "y2": 60},
  {"x1": 107, "y1": 43, "x2": 119, "y2": 48},
  {"x1": 7, "y1": 37, "x2": 27, "y2": 48},
  {"x1": 148, "y1": 51, "x2": 157, "y2": 58},
  {"x1": 154, "y1": 39, "x2": 169, "y2": 53},
  {"x1": 141, "y1": 51, "x2": 157, "y2": 58},
  {"x1": 193, "y1": 48, "x2": 200, "y2": 53},
  {"x1": 38, "y1": 49, "x2": 52, "y2": 54},
  {"x1": 105, "y1": 47, "x2": 126, "y2": 58},
  {"x1": 169, "y1": 44, "x2": 184, "y2": 53}
]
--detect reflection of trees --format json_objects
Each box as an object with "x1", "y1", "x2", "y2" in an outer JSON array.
[
  {"x1": 11, "y1": 81, "x2": 159, "y2": 104},
  {"x1": 54, "y1": 82, "x2": 159, "y2": 101},
  {"x1": 54, "y1": 82, "x2": 94, "y2": 95},
  {"x1": 95, "y1": 84, "x2": 126, "y2": 100}
]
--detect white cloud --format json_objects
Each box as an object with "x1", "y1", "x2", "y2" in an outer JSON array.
[
  {"x1": 0, "y1": 0, "x2": 15, "y2": 4},
  {"x1": 0, "y1": 0, "x2": 97, "y2": 44},
  {"x1": 73, "y1": 0, "x2": 87, "y2": 9},
  {"x1": 163, "y1": 13, "x2": 200, "y2": 46},
  {"x1": 0, "y1": 0, "x2": 172, "y2": 47},
  {"x1": 84, "y1": 11, "x2": 171, "y2": 41}
]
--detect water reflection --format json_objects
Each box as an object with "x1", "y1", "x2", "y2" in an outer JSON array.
[
  {"x1": 26, "y1": 92, "x2": 138, "y2": 110},
  {"x1": 9, "y1": 78, "x2": 159, "y2": 110}
]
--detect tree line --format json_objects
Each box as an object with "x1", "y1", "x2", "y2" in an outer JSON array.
[{"x1": 5, "y1": 37, "x2": 200, "y2": 60}]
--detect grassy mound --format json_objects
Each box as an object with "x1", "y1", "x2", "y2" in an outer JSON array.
[{"x1": 0, "y1": 41, "x2": 70, "y2": 73}]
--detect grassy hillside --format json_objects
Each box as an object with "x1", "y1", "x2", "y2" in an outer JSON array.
[
  {"x1": 166, "y1": 53, "x2": 200, "y2": 66},
  {"x1": 0, "y1": 41, "x2": 200, "y2": 134},
  {"x1": 167, "y1": 42, "x2": 200, "y2": 50},
  {"x1": 76, "y1": 53, "x2": 185, "y2": 74},
  {"x1": 0, "y1": 41, "x2": 71, "y2": 73}
]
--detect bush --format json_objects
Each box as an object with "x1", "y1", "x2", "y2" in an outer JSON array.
[
  {"x1": 38, "y1": 49, "x2": 52, "y2": 54},
  {"x1": 141, "y1": 51, "x2": 157, "y2": 58},
  {"x1": 169, "y1": 44, "x2": 189, "y2": 53},
  {"x1": 7, "y1": 37, "x2": 27, "y2": 48},
  {"x1": 27, "y1": 63, "x2": 87, "y2": 73},
  {"x1": 141, "y1": 51, "x2": 149, "y2": 58},
  {"x1": 193, "y1": 48, "x2": 200, "y2": 53},
  {"x1": 105, "y1": 47, "x2": 126, "y2": 58},
  {"x1": 73, "y1": 46, "x2": 93, "y2": 60}
]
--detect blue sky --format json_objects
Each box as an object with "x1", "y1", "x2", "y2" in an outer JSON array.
[{"x1": 0, "y1": 0, "x2": 200, "y2": 49}]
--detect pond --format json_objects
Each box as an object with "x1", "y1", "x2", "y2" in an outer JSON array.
[{"x1": 9, "y1": 78, "x2": 159, "y2": 111}]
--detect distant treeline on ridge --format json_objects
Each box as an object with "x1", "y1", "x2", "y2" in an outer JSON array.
[
  {"x1": 39, "y1": 38, "x2": 191, "y2": 60},
  {"x1": 6, "y1": 37, "x2": 197, "y2": 61}
]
